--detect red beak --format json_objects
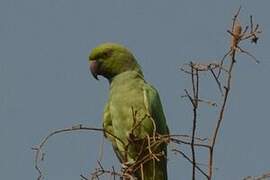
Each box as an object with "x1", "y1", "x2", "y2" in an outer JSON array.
[{"x1": 90, "y1": 60, "x2": 99, "y2": 80}]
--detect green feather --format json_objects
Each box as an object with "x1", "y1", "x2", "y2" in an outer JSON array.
[{"x1": 90, "y1": 43, "x2": 169, "y2": 180}]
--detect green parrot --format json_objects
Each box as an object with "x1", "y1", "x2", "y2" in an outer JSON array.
[{"x1": 89, "y1": 43, "x2": 169, "y2": 180}]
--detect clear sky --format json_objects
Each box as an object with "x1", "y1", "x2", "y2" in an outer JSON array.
[{"x1": 1, "y1": 0, "x2": 269, "y2": 179}]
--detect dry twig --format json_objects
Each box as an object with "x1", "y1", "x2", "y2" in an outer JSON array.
[
  {"x1": 179, "y1": 6, "x2": 261, "y2": 180},
  {"x1": 32, "y1": 124, "x2": 125, "y2": 180}
]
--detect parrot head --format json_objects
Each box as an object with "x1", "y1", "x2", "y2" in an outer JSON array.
[{"x1": 89, "y1": 43, "x2": 142, "y2": 81}]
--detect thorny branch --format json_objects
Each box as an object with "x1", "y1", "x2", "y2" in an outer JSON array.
[
  {"x1": 183, "y1": 62, "x2": 200, "y2": 180},
  {"x1": 90, "y1": 161, "x2": 131, "y2": 180},
  {"x1": 32, "y1": 122, "x2": 210, "y2": 180},
  {"x1": 180, "y1": 6, "x2": 261, "y2": 180},
  {"x1": 32, "y1": 124, "x2": 125, "y2": 180},
  {"x1": 33, "y1": 120, "x2": 200, "y2": 180}
]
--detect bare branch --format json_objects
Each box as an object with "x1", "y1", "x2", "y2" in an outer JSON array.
[
  {"x1": 32, "y1": 124, "x2": 124, "y2": 180},
  {"x1": 180, "y1": 6, "x2": 261, "y2": 180},
  {"x1": 243, "y1": 171, "x2": 270, "y2": 180},
  {"x1": 172, "y1": 149, "x2": 209, "y2": 179}
]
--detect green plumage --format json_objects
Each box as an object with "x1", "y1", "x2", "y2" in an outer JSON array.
[{"x1": 89, "y1": 43, "x2": 169, "y2": 180}]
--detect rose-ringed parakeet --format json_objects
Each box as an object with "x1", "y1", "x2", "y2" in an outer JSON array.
[{"x1": 89, "y1": 43, "x2": 169, "y2": 180}]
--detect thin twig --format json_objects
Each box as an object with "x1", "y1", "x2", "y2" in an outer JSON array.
[
  {"x1": 190, "y1": 64, "x2": 199, "y2": 180},
  {"x1": 32, "y1": 125, "x2": 124, "y2": 180},
  {"x1": 243, "y1": 171, "x2": 270, "y2": 180},
  {"x1": 172, "y1": 149, "x2": 209, "y2": 179}
]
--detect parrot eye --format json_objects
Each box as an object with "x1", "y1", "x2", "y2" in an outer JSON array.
[
  {"x1": 94, "y1": 49, "x2": 113, "y2": 60},
  {"x1": 102, "y1": 49, "x2": 113, "y2": 58}
]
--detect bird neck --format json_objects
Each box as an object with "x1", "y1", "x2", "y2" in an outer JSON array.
[{"x1": 109, "y1": 70, "x2": 144, "y2": 85}]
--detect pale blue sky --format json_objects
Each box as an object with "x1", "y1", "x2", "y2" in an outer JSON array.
[{"x1": 1, "y1": 0, "x2": 269, "y2": 179}]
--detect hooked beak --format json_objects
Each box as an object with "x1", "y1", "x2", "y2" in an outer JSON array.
[{"x1": 90, "y1": 60, "x2": 99, "y2": 80}]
